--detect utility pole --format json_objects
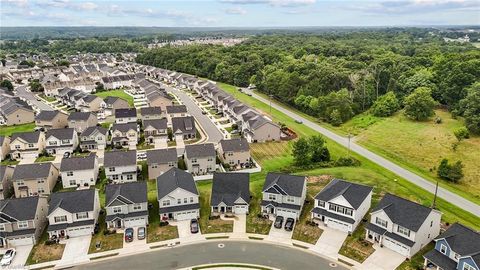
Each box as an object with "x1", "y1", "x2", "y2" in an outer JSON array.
[
  {"x1": 432, "y1": 180, "x2": 439, "y2": 209},
  {"x1": 347, "y1": 133, "x2": 352, "y2": 157}
]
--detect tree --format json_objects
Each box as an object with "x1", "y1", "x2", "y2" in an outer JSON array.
[
  {"x1": 308, "y1": 135, "x2": 330, "y2": 162},
  {"x1": 371, "y1": 92, "x2": 399, "y2": 117},
  {"x1": 458, "y1": 83, "x2": 480, "y2": 134},
  {"x1": 95, "y1": 83, "x2": 105, "y2": 92},
  {"x1": 292, "y1": 138, "x2": 310, "y2": 166},
  {"x1": 0, "y1": 80, "x2": 14, "y2": 91},
  {"x1": 28, "y1": 79, "x2": 44, "y2": 92},
  {"x1": 403, "y1": 87, "x2": 436, "y2": 121},
  {"x1": 453, "y1": 127, "x2": 470, "y2": 141},
  {"x1": 437, "y1": 159, "x2": 464, "y2": 183}
]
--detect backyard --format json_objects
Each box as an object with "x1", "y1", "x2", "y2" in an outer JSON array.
[
  {"x1": 0, "y1": 122, "x2": 35, "y2": 136},
  {"x1": 94, "y1": 89, "x2": 134, "y2": 107}
]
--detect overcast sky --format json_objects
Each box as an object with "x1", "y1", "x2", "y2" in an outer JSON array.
[{"x1": 1, "y1": 0, "x2": 479, "y2": 27}]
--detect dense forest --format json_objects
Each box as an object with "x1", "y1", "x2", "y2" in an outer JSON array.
[{"x1": 136, "y1": 30, "x2": 480, "y2": 133}]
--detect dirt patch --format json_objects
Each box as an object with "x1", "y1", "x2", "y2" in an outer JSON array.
[{"x1": 307, "y1": 175, "x2": 333, "y2": 184}]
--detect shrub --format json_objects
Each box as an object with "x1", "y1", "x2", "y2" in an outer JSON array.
[
  {"x1": 437, "y1": 158, "x2": 464, "y2": 183},
  {"x1": 371, "y1": 92, "x2": 399, "y2": 117},
  {"x1": 453, "y1": 127, "x2": 470, "y2": 141},
  {"x1": 159, "y1": 221, "x2": 169, "y2": 227},
  {"x1": 335, "y1": 157, "x2": 361, "y2": 167}
]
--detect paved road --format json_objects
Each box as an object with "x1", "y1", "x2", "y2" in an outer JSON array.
[
  {"x1": 15, "y1": 85, "x2": 54, "y2": 111},
  {"x1": 244, "y1": 89, "x2": 480, "y2": 217},
  {"x1": 75, "y1": 241, "x2": 345, "y2": 270},
  {"x1": 162, "y1": 84, "x2": 225, "y2": 144}
]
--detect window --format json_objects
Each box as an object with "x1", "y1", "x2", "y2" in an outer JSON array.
[
  {"x1": 190, "y1": 197, "x2": 194, "y2": 203},
  {"x1": 126, "y1": 174, "x2": 133, "y2": 180},
  {"x1": 76, "y1": 212, "x2": 89, "y2": 219},
  {"x1": 162, "y1": 200, "x2": 170, "y2": 206},
  {"x1": 37, "y1": 179, "x2": 44, "y2": 184},
  {"x1": 397, "y1": 225, "x2": 411, "y2": 237},
  {"x1": 329, "y1": 203, "x2": 354, "y2": 216},
  {"x1": 28, "y1": 143, "x2": 34, "y2": 148},
  {"x1": 112, "y1": 175, "x2": 119, "y2": 180},
  {"x1": 0, "y1": 224, "x2": 4, "y2": 231},
  {"x1": 227, "y1": 152, "x2": 233, "y2": 156},
  {"x1": 375, "y1": 217, "x2": 388, "y2": 228},
  {"x1": 133, "y1": 204, "x2": 142, "y2": 210},
  {"x1": 207, "y1": 158, "x2": 213, "y2": 162},
  {"x1": 54, "y1": 216, "x2": 67, "y2": 223},
  {"x1": 67, "y1": 171, "x2": 74, "y2": 176},
  {"x1": 318, "y1": 201, "x2": 325, "y2": 207},
  {"x1": 49, "y1": 141, "x2": 58, "y2": 146},
  {"x1": 17, "y1": 221, "x2": 28, "y2": 229},
  {"x1": 268, "y1": 194, "x2": 276, "y2": 200},
  {"x1": 168, "y1": 162, "x2": 175, "y2": 167},
  {"x1": 184, "y1": 198, "x2": 188, "y2": 203},
  {"x1": 463, "y1": 263, "x2": 475, "y2": 270},
  {"x1": 16, "y1": 180, "x2": 24, "y2": 186},
  {"x1": 38, "y1": 188, "x2": 45, "y2": 194},
  {"x1": 440, "y1": 244, "x2": 448, "y2": 255},
  {"x1": 109, "y1": 167, "x2": 115, "y2": 172},
  {"x1": 113, "y1": 207, "x2": 122, "y2": 213},
  {"x1": 15, "y1": 145, "x2": 20, "y2": 150},
  {"x1": 430, "y1": 221, "x2": 433, "y2": 227},
  {"x1": 286, "y1": 196, "x2": 295, "y2": 203},
  {"x1": 191, "y1": 158, "x2": 197, "y2": 163},
  {"x1": 177, "y1": 199, "x2": 181, "y2": 204}
]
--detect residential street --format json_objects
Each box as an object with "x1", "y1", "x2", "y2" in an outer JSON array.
[
  {"x1": 15, "y1": 85, "x2": 54, "y2": 111},
  {"x1": 75, "y1": 241, "x2": 346, "y2": 270},
  {"x1": 244, "y1": 89, "x2": 480, "y2": 217}
]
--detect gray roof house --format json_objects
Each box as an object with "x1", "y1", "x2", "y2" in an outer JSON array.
[
  {"x1": 80, "y1": 126, "x2": 108, "y2": 151},
  {"x1": 261, "y1": 173, "x2": 307, "y2": 219},
  {"x1": 35, "y1": 110, "x2": 68, "y2": 130},
  {"x1": 60, "y1": 153, "x2": 99, "y2": 188},
  {"x1": 0, "y1": 165, "x2": 14, "y2": 200},
  {"x1": 140, "y1": 107, "x2": 163, "y2": 123},
  {"x1": 115, "y1": 108, "x2": 137, "y2": 124},
  {"x1": 211, "y1": 172, "x2": 250, "y2": 215},
  {"x1": 147, "y1": 148, "x2": 178, "y2": 180},
  {"x1": 104, "y1": 150, "x2": 137, "y2": 183},
  {"x1": 105, "y1": 182, "x2": 149, "y2": 228},
  {"x1": 184, "y1": 143, "x2": 216, "y2": 176},
  {"x1": 12, "y1": 162, "x2": 59, "y2": 198},
  {"x1": 45, "y1": 128, "x2": 78, "y2": 155},
  {"x1": 171, "y1": 116, "x2": 196, "y2": 140},
  {"x1": 218, "y1": 138, "x2": 252, "y2": 170},
  {"x1": 67, "y1": 111, "x2": 98, "y2": 133}
]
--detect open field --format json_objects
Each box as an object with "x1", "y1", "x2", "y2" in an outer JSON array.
[
  {"x1": 0, "y1": 122, "x2": 36, "y2": 136},
  {"x1": 95, "y1": 89, "x2": 134, "y2": 107}
]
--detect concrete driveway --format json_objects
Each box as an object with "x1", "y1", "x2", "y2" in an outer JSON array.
[
  {"x1": 0, "y1": 245, "x2": 33, "y2": 269},
  {"x1": 60, "y1": 235, "x2": 91, "y2": 264},
  {"x1": 358, "y1": 245, "x2": 406, "y2": 270},
  {"x1": 311, "y1": 225, "x2": 348, "y2": 259},
  {"x1": 266, "y1": 220, "x2": 293, "y2": 244},
  {"x1": 18, "y1": 157, "x2": 36, "y2": 165},
  {"x1": 174, "y1": 220, "x2": 202, "y2": 243},
  {"x1": 233, "y1": 214, "x2": 246, "y2": 234}
]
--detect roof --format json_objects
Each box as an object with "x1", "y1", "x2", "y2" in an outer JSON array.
[
  {"x1": 211, "y1": 172, "x2": 250, "y2": 206},
  {"x1": 60, "y1": 153, "x2": 97, "y2": 171},
  {"x1": 171, "y1": 116, "x2": 195, "y2": 135},
  {"x1": 82, "y1": 95, "x2": 100, "y2": 103},
  {"x1": 68, "y1": 111, "x2": 94, "y2": 121},
  {"x1": 0, "y1": 136, "x2": 5, "y2": 146},
  {"x1": 115, "y1": 108, "x2": 137, "y2": 119},
  {"x1": 81, "y1": 126, "x2": 108, "y2": 137},
  {"x1": 144, "y1": 119, "x2": 167, "y2": 130},
  {"x1": 185, "y1": 143, "x2": 215, "y2": 159},
  {"x1": 158, "y1": 203, "x2": 200, "y2": 214},
  {"x1": 104, "y1": 96, "x2": 128, "y2": 105},
  {"x1": 166, "y1": 105, "x2": 187, "y2": 114},
  {"x1": 35, "y1": 110, "x2": 66, "y2": 121},
  {"x1": 0, "y1": 197, "x2": 41, "y2": 221},
  {"x1": 112, "y1": 122, "x2": 137, "y2": 133},
  {"x1": 435, "y1": 223, "x2": 480, "y2": 258},
  {"x1": 46, "y1": 128, "x2": 75, "y2": 140},
  {"x1": 106, "y1": 182, "x2": 147, "y2": 206},
  {"x1": 48, "y1": 189, "x2": 96, "y2": 215},
  {"x1": 11, "y1": 131, "x2": 41, "y2": 143},
  {"x1": 263, "y1": 173, "x2": 306, "y2": 197},
  {"x1": 372, "y1": 193, "x2": 434, "y2": 232},
  {"x1": 311, "y1": 207, "x2": 356, "y2": 224},
  {"x1": 104, "y1": 150, "x2": 136, "y2": 167},
  {"x1": 140, "y1": 107, "x2": 162, "y2": 116},
  {"x1": 12, "y1": 163, "x2": 53, "y2": 180},
  {"x1": 423, "y1": 249, "x2": 458, "y2": 270},
  {"x1": 157, "y1": 168, "x2": 198, "y2": 199},
  {"x1": 147, "y1": 148, "x2": 178, "y2": 165},
  {"x1": 314, "y1": 179, "x2": 373, "y2": 209},
  {"x1": 219, "y1": 138, "x2": 249, "y2": 152}
]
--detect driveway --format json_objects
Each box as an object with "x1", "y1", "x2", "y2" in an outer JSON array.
[
  {"x1": 357, "y1": 245, "x2": 406, "y2": 270},
  {"x1": 233, "y1": 214, "x2": 246, "y2": 234},
  {"x1": 0, "y1": 245, "x2": 33, "y2": 269},
  {"x1": 18, "y1": 157, "x2": 36, "y2": 165},
  {"x1": 266, "y1": 221, "x2": 293, "y2": 244},
  {"x1": 311, "y1": 225, "x2": 348, "y2": 259},
  {"x1": 174, "y1": 220, "x2": 203, "y2": 243},
  {"x1": 60, "y1": 236, "x2": 91, "y2": 265}
]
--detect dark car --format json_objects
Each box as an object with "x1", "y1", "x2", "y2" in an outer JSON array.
[
  {"x1": 63, "y1": 152, "x2": 70, "y2": 158},
  {"x1": 274, "y1": 216, "x2": 284, "y2": 229},
  {"x1": 190, "y1": 219, "x2": 199, "y2": 234},
  {"x1": 124, "y1": 228, "x2": 134, "y2": 242},
  {"x1": 284, "y1": 218, "x2": 295, "y2": 231}
]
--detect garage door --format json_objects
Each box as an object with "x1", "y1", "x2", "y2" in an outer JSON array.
[
  {"x1": 383, "y1": 237, "x2": 410, "y2": 257},
  {"x1": 235, "y1": 205, "x2": 248, "y2": 214},
  {"x1": 68, "y1": 226, "x2": 93, "y2": 237},
  {"x1": 277, "y1": 209, "x2": 298, "y2": 219},
  {"x1": 125, "y1": 217, "x2": 147, "y2": 227},
  {"x1": 8, "y1": 236, "x2": 34, "y2": 246},
  {"x1": 326, "y1": 218, "x2": 350, "y2": 232},
  {"x1": 176, "y1": 210, "x2": 198, "y2": 221}
]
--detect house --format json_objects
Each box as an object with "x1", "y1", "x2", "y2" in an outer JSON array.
[
  {"x1": 12, "y1": 162, "x2": 59, "y2": 197},
  {"x1": 311, "y1": 179, "x2": 373, "y2": 233},
  {"x1": 0, "y1": 94, "x2": 34, "y2": 126},
  {"x1": 60, "y1": 154, "x2": 99, "y2": 188},
  {"x1": 35, "y1": 110, "x2": 68, "y2": 130},
  {"x1": 104, "y1": 150, "x2": 137, "y2": 183},
  {"x1": 147, "y1": 148, "x2": 178, "y2": 180},
  {"x1": 47, "y1": 189, "x2": 100, "y2": 238},
  {"x1": 105, "y1": 182, "x2": 148, "y2": 229},
  {"x1": 79, "y1": 126, "x2": 108, "y2": 151},
  {"x1": 9, "y1": 131, "x2": 45, "y2": 160},
  {"x1": 423, "y1": 223, "x2": 480, "y2": 270},
  {"x1": 211, "y1": 172, "x2": 250, "y2": 215},
  {"x1": 172, "y1": 116, "x2": 196, "y2": 140},
  {"x1": 243, "y1": 115, "x2": 281, "y2": 143},
  {"x1": 140, "y1": 107, "x2": 163, "y2": 123},
  {"x1": 143, "y1": 119, "x2": 167, "y2": 145},
  {"x1": 261, "y1": 173, "x2": 307, "y2": 220},
  {"x1": 0, "y1": 197, "x2": 48, "y2": 248},
  {"x1": 103, "y1": 96, "x2": 130, "y2": 115},
  {"x1": 45, "y1": 128, "x2": 79, "y2": 156},
  {"x1": 68, "y1": 112, "x2": 98, "y2": 133},
  {"x1": 145, "y1": 90, "x2": 173, "y2": 109},
  {"x1": 111, "y1": 123, "x2": 138, "y2": 149},
  {"x1": 184, "y1": 143, "x2": 216, "y2": 175},
  {"x1": 0, "y1": 136, "x2": 10, "y2": 160},
  {"x1": 365, "y1": 193, "x2": 442, "y2": 258},
  {"x1": 115, "y1": 108, "x2": 137, "y2": 124},
  {"x1": 0, "y1": 165, "x2": 14, "y2": 200},
  {"x1": 218, "y1": 138, "x2": 252, "y2": 170},
  {"x1": 78, "y1": 95, "x2": 104, "y2": 113},
  {"x1": 156, "y1": 168, "x2": 199, "y2": 221},
  {"x1": 166, "y1": 105, "x2": 188, "y2": 123}
]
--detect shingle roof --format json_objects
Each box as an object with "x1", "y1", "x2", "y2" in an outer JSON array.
[
  {"x1": 82, "y1": 95, "x2": 100, "y2": 103},
  {"x1": 435, "y1": 223, "x2": 480, "y2": 258},
  {"x1": 166, "y1": 105, "x2": 187, "y2": 114},
  {"x1": 115, "y1": 108, "x2": 137, "y2": 119},
  {"x1": 46, "y1": 128, "x2": 75, "y2": 140},
  {"x1": 0, "y1": 136, "x2": 5, "y2": 146},
  {"x1": 314, "y1": 179, "x2": 373, "y2": 209},
  {"x1": 35, "y1": 110, "x2": 66, "y2": 121},
  {"x1": 373, "y1": 193, "x2": 434, "y2": 232},
  {"x1": 60, "y1": 153, "x2": 97, "y2": 171},
  {"x1": 263, "y1": 173, "x2": 306, "y2": 197},
  {"x1": 0, "y1": 197, "x2": 41, "y2": 221},
  {"x1": 185, "y1": 143, "x2": 215, "y2": 159},
  {"x1": 104, "y1": 150, "x2": 136, "y2": 167},
  {"x1": 112, "y1": 122, "x2": 137, "y2": 133},
  {"x1": 104, "y1": 96, "x2": 125, "y2": 105},
  {"x1": 157, "y1": 168, "x2": 198, "y2": 199},
  {"x1": 147, "y1": 148, "x2": 178, "y2": 165},
  {"x1": 172, "y1": 116, "x2": 195, "y2": 135},
  {"x1": 12, "y1": 163, "x2": 53, "y2": 180},
  {"x1": 106, "y1": 182, "x2": 147, "y2": 206},
  {"x1": 140, "y1": 107, "x2": 162, "y2": 116},
  {"x1": 48, "y1": 189, "x2": 96, "y2": 215},
  {"x1": 144, "y1": 119, "x2": 167, "y2": 130},
  {"x1": 81, "y1": 126, "x2": 108, "y2": 137},
  {"x1": 68, "y1": 111, "x2": 94, "y2": 121},
  {"x1": 11, "y1": 131, "x2": 41, "y2": 143},
  {"x1": 211, "y1": 172, "x2": 250, "y2": 206},
  {"x1": 219, "y1": 138, "x2": 249, "y2": 152}
]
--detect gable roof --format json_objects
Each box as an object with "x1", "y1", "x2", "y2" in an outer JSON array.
[
  {"x1": 115, "y1": 108, "x2": 137, "y2": 119},
  {"x1": 112, "y1": 122, "x2": 137, "y2": 133},
  {"x1": 11, "y1": 131, "x2": 41, "y2": 143},
  {"x1": 60, "y1": 153, "x2": 97, "y2": 171},
  {"x1": 104, "y1": 96, "x2": 128, "y2": 106},
  {"x1": 12, "y1": 163, "x2": 53, "y2": 180},
  {"x1": 48, "y1": 189, "x2": 96, "y2": 215},
  {"x1": 0, "y1": 197, "x2": 41, "y2": 221},
  {"x1": 35, "y1": 110, "x2": 66, "y2": 121},
  {"x1": 104, "y1": 150, "x2": 136, "y2": 167},
  {"x1": 157, "y1": 168, "x2": 198, "y2": 199},
  {"x1": 106, "y1": 182, "x2": 147, "y2": 206},
  {"x1": 166, "y1": 105, "x2": 187, "y2": 114},
  {"x1": 171, "y1": 116, "x2": 195, "y2": 134},
  {"x1": 315, "y1": 179, "x2": 373, "y2": 209},
  {"x1": 219, "y1": 138, "x2": 249, "y2": 152},
  {"x1": 211, "y1": 172, "x2": 250, "y2": 206},
  {"x1": 144, "y1": 119, "x2": 167, "y2": 130},
  {"x1": 373, "y1": 193, "x2": 434, "y2": 232},
  {"x1": 140, "y1": 107, "x2": 162, "y2": 116},
  {"x1": 147, "y1": 148, "x2": 177, "y2": 165},
  {"x1": 436, "y1": 223, "x2": 480, "y2": 258},
  {"x1": 68, "y1": 111, "x2": 94, "y2": 121},
  {"x1": 81, "y1": 126, "x2": 108, "y2": 137},
  {"x1": 263, "y1": 173, "x2": 306, "y2": 197},
  {"x1": 185, "y1": 143, "x2": 215, "y2": 159},
  {"x1": 46, "y1": 128, "x2": 75, "y2": 140}
]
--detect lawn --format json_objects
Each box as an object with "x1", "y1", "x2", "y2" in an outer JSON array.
[
  {"x1": 0, "y1": 159, "x2": 19, "y2": 165},
  {"x1": 396, "y1": 242, "x2": 434, "y2": 270},
  {"x1": 147, "y1": 224, "x2": 179, "y2": 243},
  {"x1": 197, "y1": 181, "x2": 234, "y2": 234},
  {"x1": 246, "y1": 173, "x2": 272, "y2": 235},
  {"x1": 338, "y1": 222, "x2": 375, "y2": 263},
  {"x1": 0, "y1": 122, "x2": 35, "y2": 136},
  {"x1": 26, "y1": 228, "x2": 65, "y2": 265},
  {"x1": 88, "y1": 212, "x2": 124, "y2": 254},
  {"x1": 95, "y1": 90, "x2": 134, "y2": 107},
  {"x1": 39, "y1": 93, "x2": 56, "y2": 103},
  {"x1": 35, "y1": 155, "x2": 55, "y2": 162}
]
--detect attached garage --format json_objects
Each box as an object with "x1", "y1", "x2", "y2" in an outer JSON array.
[
  {"x1": 234, "y1": 205, "x2": 248, "y2": 214},
  {"x1": 383, "y1": 237, "x2": 410, "y2": 257},
  {"x1": 175, "y1": 210, "x2": 199, "y2": 221},
  {"x1": 8, "y1": 236, "x2": 34, "y2": 246},
  {"x1": 277, "y1": 208, "x2": 299, "y2": 219},
  {"x1": 124, "y1": 217, "x2": 147, "y2": 227},
  {"x1": 67, "y1": 226, "x2": 93, "y2": 237},
  {"x1": 326, "y1": 218, "x2": 351, "y2": 232}
]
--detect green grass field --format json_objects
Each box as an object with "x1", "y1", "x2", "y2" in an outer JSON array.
[
  {"x1": 0, "y1": 122, "x2": 36, "y2": 136},
  {"x1": 95, "y1": 89, "x2": 134, "y2": 107}
]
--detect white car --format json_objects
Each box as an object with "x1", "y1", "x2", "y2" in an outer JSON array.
[
  {"x1": 1, "y1": 248, "x2": 16, "y2": 266},
  {"x1": 136, "y1": 152, "x2": 147, "y2": 160}
]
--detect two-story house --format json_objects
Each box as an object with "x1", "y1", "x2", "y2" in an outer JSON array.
[
  {"x1": 115, "y1": 108, "x2": 137, "y2": 124},
  {"x1": 172, "y1": 116, "x2": 196, "y2": 140},
  {"x1": 0, "y1": 196, "x2": 48, "y2": 248},
  {"x1": 105, "y1": 182, "x2": 148, "y2": 228},
  {"x1": 0, "y1": 136, "x2": 10, "y2": 161},
  {"x1": 111, "y1": 123, "x2": 138, "y2": 149},
  {"x1": 140, "y1": 107, "x2": 163, "y2": 124},
  {"x1": 0, "y1": 165, "x2": 14, "y2": 200},
  {"x1": 79, "y1": 126, "x2": 108, "y2": 151},
  {"x1": 261, "y1": 173, "x2": 307, "y2": 220},
  {"x1": 157, "y1": 168, "x2": 199, "y2": 221},
  {"x1": 78, "y1": 95, "x2": 104, "y2": 113},
  {"x1": 143, "y1": 119, "x2": 168, "y2": 145},
  {"x1": 147, "y1": 148, "x2": 178, "y2": 180},
  {"x1": 166, "y1": 105, "x2": 188, "y2": 125},
  {"x1": 35, "y1": 110, "x2": 68, "y2": 130},
  {"x1": 104, "y1": 150, "x2": 137, "y2": 183},
  {"x1": 103, "y1": 96, "x2": 130, "y2": 116},
  {"x1": 9, "y1": 131, "x2": 45, "y2": 160},
  {"x1": 47, "y1": 189, "x2": 100, "y2": 238},
  {"x1": 365, "y1": 193, "x2": 442, "y2": 258},
  {"x1": 68, "y1": 112, "x2": 98, "y2": 133},
  {"x1": 311, "y1": 179, "x2": 373, "y2": 233},
  {"x1": 218, "y1": 138, "x2": 252, "y2": 170},
  {"x1": 45, "y1": 128, "x2": 79, "y2": 156},
  {"x1": 243, "y1": 114, "x2": 281, "y2": 143},
  {"x1": 60, "y1": 154, "x2": 99, "y2": 188},
  {"x1": 424, "y1": 223, "x2": 480, "y2": 270},
  {"x1": 12, "y1": 162, "x2": 59, "y2": 198},
  {"x1": 184, "y1": 143, "x2": 216, "y2": 175},
  {"x1": 211, "y1": 172, "x2": 250, "y2": 215}
]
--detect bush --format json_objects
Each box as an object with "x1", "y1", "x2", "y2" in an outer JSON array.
[
  {"x1": 453, "y1": 127, "x2": 470, "y2": 141},
  {"x1": 371, "y1": 92, "x2": 399, "y2": 117},
  {"x1": 335, "y1": 157, "x2": 361, "y2": 167},
  {"x1": 159, "y1": 221, "x2": 169, "y2": 227},
  {"x1": 437, "y1": 158, "x2": 464, "y2": 183},
  {"x1": 209, "y1": 215, "x2": 220, "y2": 220}
]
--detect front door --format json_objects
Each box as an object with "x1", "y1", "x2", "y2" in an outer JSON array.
[
  {"x1": 220, "y1": 207, "x2": 225, "y2": 213},
  {"x1": 0, "y1": 238, "x2": 4, "y2": 248},
  {"x1": 116, "y1": 219, "x2": 122, "y2": 228}
]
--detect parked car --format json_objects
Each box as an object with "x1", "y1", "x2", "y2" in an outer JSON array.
[
  {"x1": 274, "y1": 216, "x2": 284, "y2": 229},
  {"x1": 63, "y1": 152, "x2": 71, "y2": 158},
  {"x1": 137, "y1": 227, "x2": 146, "y2": 240},
  {"x1": 124, "y1": 228, "x2": 134, "y2": 242},
  {"x1": 284, "y1": 218, "x2": 295, "y2": 231},
  {"x1": 0, "y1": 248, "x2": 16, "y2": 266},
  {"x1": 190, "y1": 218, "x2": 199, "y2": 234},
  {"x1": 137, "y1": 152, "x2": 147, "y2": 160},
  {"x1": 202, "y1": 111, "x2": 207, "y2": 115},
  {"x1": 294, "y1": 119, "x2": 303, "y2": 124}
]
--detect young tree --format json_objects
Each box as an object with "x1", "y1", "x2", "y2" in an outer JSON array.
[
  {"x1": 0, "y1": 80, "x2": 14, "y2": 91},
  {"x1": 453, "y1": 127, "x2": 470, "y2": 141},
  {"x1": 371, "y1": 92, "x2": 399, "y2": 117},
  {"x1": 28, "y1": 79, "x2": 44, "y2": 92},
  {"x1": 403, "y1": 87, "x2": 436, "y2": 121},
  {"x1": 292, "y1": 138, "x2": 310, "y2": 166},
  {"x1": 308, "y1": 135, "x2": 330, "y2": 162},
  {"x1": 437, "y1": 159, "x2": 464, "y2": 183}
]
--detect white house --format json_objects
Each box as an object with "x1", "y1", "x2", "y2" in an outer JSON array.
[
  {"x1": 115, "y1": 108, "x2": 137, "y2": 124},
  {"x1": 211, "y1": 172, "x2": 250, "y2": 215},
  {"x1": 105, "y1": 182, "x2": 148, "y2": 228},
  {"x1": 45, "y1": 128, "x2": 78, "y2": 156},
  {"x1": 104, "y1": 150, "x2": 137, "y2": 183},
  {"x1": 79, "y1": 126, "x2": 108, "y2": 151},
  {"x1": 60, "y1": 153, "x2": 99, "y2": 188}
]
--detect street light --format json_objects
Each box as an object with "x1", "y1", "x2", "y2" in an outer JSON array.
[{"x1": 347, "y1": 133, "x2": 352, "y2": 157}]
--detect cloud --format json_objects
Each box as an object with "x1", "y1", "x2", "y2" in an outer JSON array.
[
  {"x1": 220, "y1": 0, "x2": 316, "y2": 7},
  {"x1": 1, "y1": 0, "x2": 29, "y2": 7},
  {"x1": 225, "y1": 7, "x2": 247, "y2": 14},
  {"x1": 350, "y1": 0, "x2": 480, "y2": 15}
]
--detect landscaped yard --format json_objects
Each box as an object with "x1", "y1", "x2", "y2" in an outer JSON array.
[
  {"x1": 35, "y1": 155, "x2": 55, "y2": 162},
  {"x1": 0, "y1": 159, "x2": 19, "y2": 165},
  {"x1": 39, "y1": 93, "x2": 56, "y2": 102},
  {"x1": 338, "y1": 223, "x2": 375, "y2": 263},
  {"x1": 147, "y1": 224, "x2": 179, "y2": 243},
  {"x1": 94, "y1": 89, "x2": 134, "y2": 107},
  {"x1": 88, "y1": 213, "x2": 124, "y2": 254},
  {"x1": 0, "y1": 122, "x2": 35, "y2": 136},
  {"x1": 26, "y1": 229, "x2": 65, "y2": 265},
  {"x1": 197, "y1": 181, "x2": 234, "y2": 234}
]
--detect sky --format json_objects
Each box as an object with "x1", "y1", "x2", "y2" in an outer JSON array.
[{"x1": 1, "y1": 0, "x2": 479, "y2": 27}]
